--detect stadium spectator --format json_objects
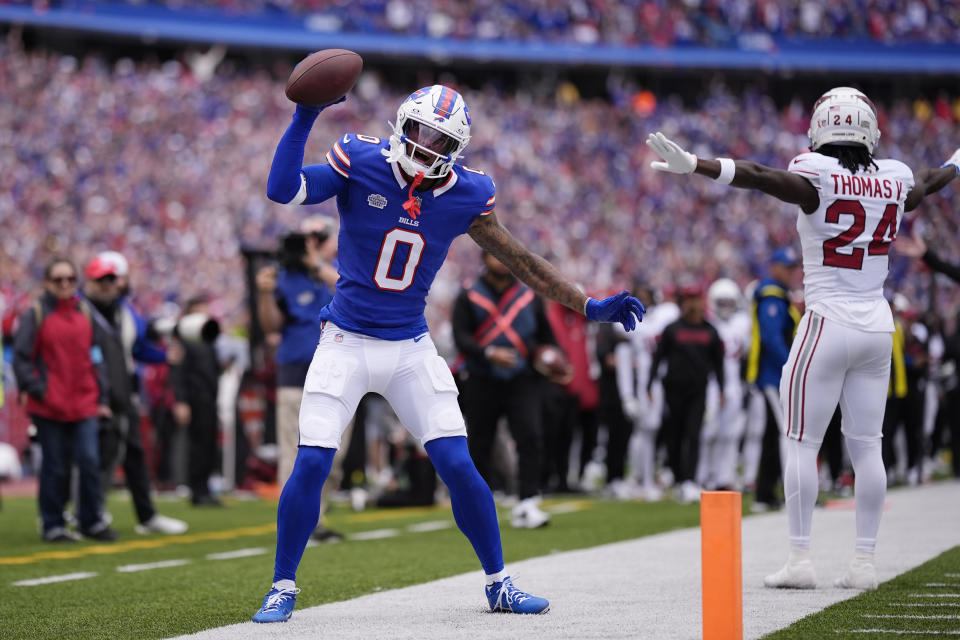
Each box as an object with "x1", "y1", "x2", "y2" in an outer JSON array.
[
  {"x1": 646, "y1": 283, "x2": 725, "y2": 503},
  {"x1": 82, "y1": 254, "x2": 188, "y2": 534},
  {"x1": 12, "y1": 257, "x2": 116, "y2": 541},
  {"x1": 882, "y1": 295, "x2": 928, "y2": 485},
  {"x1": 746, "y1": 248, "x2": 802, "y2": 511},
  {"x1": 170, "y1": 296, "x2": 223, "y2": 506},
  {"x1": 543, "y1": 299, "x2": 600, "y2": 493},
  {"x1": 255, "y1": 215, "x2": 345, "y2": 541},
  {"x1": 453, "y1": 251, "x2": 556, "y2": 529},
  {"x1": 595, "y1": 321, "x2": 633, "y2": 497}
]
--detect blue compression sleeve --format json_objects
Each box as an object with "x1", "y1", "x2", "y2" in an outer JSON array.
[
  {"x1": 424, "y1": 436, "x2": 504, "y2": 575},
  {"x1": 266, "y1": 105, "x2": 321, "y2": 203},
  {"x1": 273, "y1": 446, "x2": 335, "y2": 583}
]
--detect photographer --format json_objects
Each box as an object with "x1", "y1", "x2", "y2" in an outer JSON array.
[{"x1": 256, "y1": 216, "x2": 345, "y2": 540}]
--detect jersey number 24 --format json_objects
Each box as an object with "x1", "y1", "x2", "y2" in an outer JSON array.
[{"x1": 822, "y1": 200, "x2": 898, "y2": 270}]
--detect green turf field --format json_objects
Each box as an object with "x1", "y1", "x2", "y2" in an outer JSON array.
[
  {"x1": 0, "y1": 492, "x2": 702, "y2": 640},
  {"x1": 763, "y1": 546, "x2": 960, "y2": 639}
]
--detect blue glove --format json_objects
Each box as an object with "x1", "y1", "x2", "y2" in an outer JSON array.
[
  {"x1": 295, "y1": 95, "x2": 347, "y2": 118},
  {"x1": 585, "y1": 291, "x2": 646, "y2": 332}
]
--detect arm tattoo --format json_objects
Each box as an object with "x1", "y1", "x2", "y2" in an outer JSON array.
[{"x1": 468, "y1": 213, "x2": 588, "y2": 313}]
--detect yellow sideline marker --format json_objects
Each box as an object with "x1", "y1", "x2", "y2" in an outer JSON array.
[{"x1": 701, "y1": 491, "x2": 743, "y2": 640}]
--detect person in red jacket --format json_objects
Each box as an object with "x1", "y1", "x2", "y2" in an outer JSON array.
[{"x1": 13, "y1": 257, "x2": 115, "y2": 542}]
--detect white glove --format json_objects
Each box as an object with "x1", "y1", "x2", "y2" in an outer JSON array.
[
  {"x1": 622, "y1": 397, "x2": 639, "y2": 421},
  {"x1": 942, "y1": 148, "x2": 960, "y2": 174},
  {"x1": 646, "y1": 132, "x2": 697, "y2": 174}
]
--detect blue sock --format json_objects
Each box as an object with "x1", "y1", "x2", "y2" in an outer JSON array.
[
  {"x1": 273, "y1": 446, "x2": 334, "y2": 583},
  {"x1": 424, "y1": 436, "x2": 504, "y2": 575}
]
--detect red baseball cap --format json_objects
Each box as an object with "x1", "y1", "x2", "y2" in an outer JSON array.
[{"x1": 84, "y1": 256, "x2": 117, "y2": 280}]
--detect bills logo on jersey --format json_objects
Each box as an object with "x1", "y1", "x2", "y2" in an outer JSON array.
[{"x1": 368, "y1": 193, "x2": 388, "y2": 209}]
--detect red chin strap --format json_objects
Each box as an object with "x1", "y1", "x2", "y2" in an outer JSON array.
[{"x1": 402, "y1": 171, "x2": 425, "y2": 219}]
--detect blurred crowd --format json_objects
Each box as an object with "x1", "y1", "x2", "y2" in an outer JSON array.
[
  {"x1": 3, "y1": 38, "x2": 959, "y2": 333},
  {"x1": 14, "y1": 0, "x2": 960, "y2": 45},
  {"x1": 2, "y1": 37, "x2": 960, "y2": 535}
]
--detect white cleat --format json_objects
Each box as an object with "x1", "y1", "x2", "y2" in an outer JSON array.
[
  {"x1": 835, "y1": 560, "x2": 878, "y2": 590},
  {"x1": 511, "y1": 497, "x2": 550, "y2": 529},
  {"x1": 764, "y1": 559, "x2": 817, "y2": 589},
  {"x1": 135, "y1": 513, "x2": 188, "y2": 535}
]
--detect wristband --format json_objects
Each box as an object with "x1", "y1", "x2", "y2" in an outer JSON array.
[
  {"x1": 715, "y1": 158, "x2": 736, "y2": 185},
  {"x1": 941, "y1": 162, "x2": 960, "y2": 177}
]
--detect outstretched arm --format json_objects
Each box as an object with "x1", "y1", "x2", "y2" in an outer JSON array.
[
  {"x1": 266, "y1": 100, "x2": 347, "y2": 205},
  {"x1": 468, "y1": 212, "x2": 645, "y2": 330},
  {"x1": 898, "y1": 233, "x2": 960, "y2": 284},
  {"x1": 468, "y1": 213, "x2": 586, "y2": 312},
  {"x1": 646, "y1": 132, "x2": 820, "y2": 214},
  {"x1": 904, "y1": 150, "x2": 959, "y2": 211}
]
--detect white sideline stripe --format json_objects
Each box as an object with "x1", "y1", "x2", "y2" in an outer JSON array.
[
  {"x1": 348, "y1": 529, "x2": 399, "y2": 541},
  {"x1": 908, "y1": 593, "x2": 960, "y2": 598},
  {"x1": 889, "y1": 603, "x2": 960, "y2": 607},
  {"x1": 169, "y1": 483, "x2": 960, "y2": 640},
  {"x1": 924, "y1": 582, "x2": 960, "y2": 587},
  {"x1": 206, "y1": 548, "x2": 267, "y2": 561},
  {"x1": 863, "y1": 613, "x2": 960, "y2": 619},
  {"x1": 841, "y1": 630, "x2": 960, "y2": 635},
  {"x1": 406, "y1": 521, "x2": 453, "y2": 533},
  {"x1": 12, "y1": 572, "x2": 98, "y2": 586},
  {"x1": 116, "y1": 559, "x2": 190, "y2": 573}
]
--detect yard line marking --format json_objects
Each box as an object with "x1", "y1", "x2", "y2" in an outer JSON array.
[
  {"x1": 863, "y1": 613, "x2": 960, "y2": 619},
  {"x1": 348, "y1": 529, "x2": 400, "y2": 541},
  {"x1": 946, "y1": 573, "x2": 960, "y2": 578},
  {"x1": 545, "y1": 500, "x2": 590, "y2": 515},
  {"x1": 12, "y1": 572, "x2": 98, "y2": 587},
  {"x1": 888, "y1": 603, "x2": 960, "y2": 607},
  {"x1": 345, "y1": 506, "x2": 447, "y2": 524},
  {"x1": 840, "y1": 630, "x2": 960, "y2": 635},
  {"x1": 924, "y1": 582, "x2": 960, "y2": 587},
  {"x1": 206, "y1": 548, "x2": 267, "y2": 561},
  {"x1": 908, "y1": 593, "x2": 960, "y2": 598},
  {"x1": 0, "y1": 523, "x2": 276, "y2": 566},
  {"x1": 116, "y1": 559, "x2": 190, "y2": 573},
  {"x1": 406, "y1": 521, "x2": 453, "y2": 533}
]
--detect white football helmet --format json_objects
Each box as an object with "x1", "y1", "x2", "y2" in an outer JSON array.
[
  {"x1": 383, "y1": 85, "x2": 471, "y2": 179},
  {"x1": 808, "y1": 87, "x2": 880, "y2": 154},
  {"x1": 708, "y1": 278, "x2": 741, "y2": 321}
]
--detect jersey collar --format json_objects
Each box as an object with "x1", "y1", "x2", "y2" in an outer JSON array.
[{"x1": 391, "y1": 162, "x2": 458, "y2": 197}]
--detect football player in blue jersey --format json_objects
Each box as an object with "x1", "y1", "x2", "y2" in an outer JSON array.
[{"x1": 253, "y1": 85, "x2": 645, "y2": 622}]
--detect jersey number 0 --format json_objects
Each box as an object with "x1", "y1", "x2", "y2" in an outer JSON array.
[{"x1": 374, "y1": 228, "x2": 426, "y2": 291}]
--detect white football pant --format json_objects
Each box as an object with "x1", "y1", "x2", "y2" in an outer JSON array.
[
  {"x1": 299, "y1": 323, "x2": 466, "y2": 449},
  {"x1": 779, "y1": 311, "x2": 890, "y2": 553}
]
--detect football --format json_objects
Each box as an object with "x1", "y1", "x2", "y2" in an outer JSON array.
[
  {"x1": 285, "y1": 49, "x2": 363, "y2": 107},
  {"x1": 532, "y1": 345, "x2": 574, "y2": 385}
]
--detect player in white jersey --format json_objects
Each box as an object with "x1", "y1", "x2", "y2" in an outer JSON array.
[
  {"x1": 614, "y1": 284, "x2": 664, "y2": 500},
  {"x1": 698, "y1": 279, "x2": 751, "y2": 491},
  {"x1": 647, "y1": 86, "x2": 960, "y2": 590}
]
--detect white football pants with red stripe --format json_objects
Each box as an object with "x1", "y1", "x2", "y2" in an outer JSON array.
[{"x1": 778, "y1": 310, "x2": 891, "y2": 553}]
